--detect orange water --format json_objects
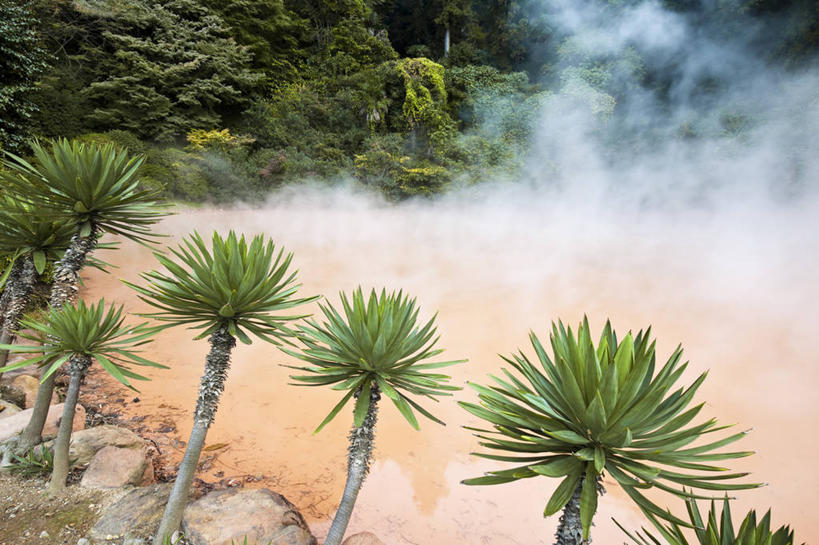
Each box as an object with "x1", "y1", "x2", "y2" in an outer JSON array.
[{"x1": 83, "y1": 193, "x2": 819, "y2": 544}]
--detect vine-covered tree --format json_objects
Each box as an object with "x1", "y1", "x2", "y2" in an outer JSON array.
[{"x1": 0, "y1": 0, "x2": 50, "y2": 152}]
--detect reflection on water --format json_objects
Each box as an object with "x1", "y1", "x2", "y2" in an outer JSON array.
[{"x1": 83, "y1": 194, "x2": 819, "y2": 544}]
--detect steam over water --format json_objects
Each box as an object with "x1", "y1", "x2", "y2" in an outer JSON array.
[
  {"x1": 83, "y1": 187, "x2": 819, "y2": 544},
  {"x1": 82, "y1": 0, "x2": 818, "y2": 542}
]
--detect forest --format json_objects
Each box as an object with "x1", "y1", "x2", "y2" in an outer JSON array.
[{"x1": 2, "y1": 0, "x2": 817, "y2": 201}]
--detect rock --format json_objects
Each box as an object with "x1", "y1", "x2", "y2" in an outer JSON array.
[
  {"x1": 78, "y1": 539, "x2": 90, "y2": 545},
  {"x1": 182, "y1": 488, "x2": 318, "y2": 545},
  {"x1": 0, "y1": 399, "x2": 22, "y2": 419},
  {"x1": 342, "y1": 533, "x2": 387, "y2": 545},
  {"x1": 64, "y1": 425, "x2": 145, "y2": 468},
  {"x1": 11, "y1": 375, "x2": 58, "y2": 408},
  {"x1": 89, "y1": 483, "x2": 172, "y2": 544},
  {"x1": 0, "y1": 403, "x2": 85, "y2": 443},
  {"x1": 81, "y1": 446, "x2": 152, "y2": 488},
  {"x1": 0, "y1": 383, "x2": 27, "y2": 408}
]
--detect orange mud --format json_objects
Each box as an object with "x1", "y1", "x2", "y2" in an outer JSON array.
[{"x1": 81, "y1": 195, "x2": 819, "y2": 545}]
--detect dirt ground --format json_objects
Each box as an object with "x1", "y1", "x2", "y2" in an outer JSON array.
[{"x1": 0, "y1": 472, "x2": 122, "y2": 545}]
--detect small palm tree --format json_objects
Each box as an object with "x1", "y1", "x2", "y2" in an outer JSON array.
[
  {"x1": 125, "y1": 230, "x2": 318, "y2": 545},
  {"x1": 1, "y1": 138, "x2": 167, "y2": 450},
  {"x1": 0, "y1": 196, "x2": 75, "y2": 372},
  {"x1": 0, "y1": 299, "x2": 165, "y2": 492},
  {"x1": 619, "y1": 497, "x2": 803, "y2": 545},
  {"x1": 460, "y1": 318, "x2": 761, "y2": 545},
  {"x1": 287, "y1": 288, "x2": 465, "y2": 545}
]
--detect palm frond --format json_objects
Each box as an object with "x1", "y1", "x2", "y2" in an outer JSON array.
[
  {"x1": 460, "y1": 317, "x2": 760, "y2": 538},
  {"x1": 287, "y1": 287, "x2": 465, "y2": 431}
]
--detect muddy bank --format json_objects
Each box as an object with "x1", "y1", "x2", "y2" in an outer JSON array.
[{"x1": 81, "y1": 199, "x2": 819, "y2": 545}]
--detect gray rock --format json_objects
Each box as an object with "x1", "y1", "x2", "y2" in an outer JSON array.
[
  {"x1": 88, "y1": 483, "x2": 172, "y2": 544},
  {"x1": 0, "y1": 383, "x2": 26, "y2": 408},
  {"x1": 81, "y1": 446, "x2": 152, "y2": 489},
  {"x1": 64, "y1": 425, "x2": 145, "y2": 468},
  {"x1": 182, "y1": 488, "x2": 317, "y2": 545},
  {"x1": 77, "y1": 539, "x2": 90, "y2": 545},
  {"x1": 0, "y1": 402, "x2": 85, "y2": 443},
  {"x1": 342, "y1": 533, "x2": 387, "y2": 545},
  {"x1": 0, "y1": 399, "x2": 22, "y2": 419}
]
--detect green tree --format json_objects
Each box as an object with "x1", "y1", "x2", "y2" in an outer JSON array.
[
  {"x1": 0, "y1": 139, "x2": 166, "y2": 452},
  {"x1": 287, "y1": 288, "x2": 465, "y2": 545},
  {"x1": 0, "y1": 299, "x2": 164, "y2": 493},
  {"x1": 460, "y1": 318, "x2": 760, "y2": 545},
  {"x1": 125, "y1": 231, "x2": 317, "y2": 544},
  {"x1": 76, "y1": 0, "x2": 262, "y2": 141},
  {"x1": 0, "y1": 197, "x2": 74, "y2": 373},
  {"x1": 0, "y1": 0, "x2": 50, "y2": 152},
  {"x1": 620, "y1": 497, "x2": 803, "y2": 545}
]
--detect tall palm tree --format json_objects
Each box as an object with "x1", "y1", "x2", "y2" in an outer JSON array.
[
  {"x1": 1, "y1": 138, "x2": 166, "y2": 450},
  {"x1": 460, "y1": 318, "x2": 761, "y2": 545},
  {"x1": 287, "y1": 288, "x2": 465, "y2": 545},
  {"x1": 125, "y1": 230, "x2": 318, "y2": 545},
  {"x1": 0, "y1": 299, "x2": 165, "y2": 492},
  {"x1": 619, "y1": 497, "x2": 803, "y2": 545},
  {"x1": 0, "y1": 197, "x2": 75, "y2": 373}
]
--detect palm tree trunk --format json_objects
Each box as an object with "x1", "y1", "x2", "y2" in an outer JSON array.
[
  {"x1": 554, "y1": 478, "x2": 589, "y2": 545},
  {"x1": 153, "y1": 325, "x2": 236, "y2": 545},
  {"x1": 20, "y1": 227, "x2": 99, "y2": 451},
  {"x1": 0, "y1": 255, "x2": 38, "y2": 375},
  {"x1": 0, "y1": 258, "x2": 23, "y2": 331},
  {"x1": 324, "y1": 385, "x2": 381, "y2": 545},
  {"x1": 48, "y1": 355, "x2": 90, "y2": 494}
]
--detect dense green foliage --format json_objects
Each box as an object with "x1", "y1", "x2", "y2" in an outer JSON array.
[
  {"x1": 287, "y1": 287, "x2": 464, "y2": 431},
  {"x1": 2, "y1": 0, "x2": 815, "y2": 200},
  {"x1": 460, "y1": 319, "x2": 760, "y2": 539},
  {"x1": 620, "y1": 498, "x2": 803, "y2": 545}
]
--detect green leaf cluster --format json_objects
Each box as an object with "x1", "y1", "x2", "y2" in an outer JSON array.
[
  {"x1": 0, "y1": 196, "x2": 74, "y2": 275},
  {"x1": 7, "y1": 446, "x2": 54, "y2": 477},
  {"x1": 127, "y1": 231, "x2": 317, "y2": 345},
  {"x1": 1, "y1": 139, "x2": 166, "y2": 244},
  {"x1": 0, "y1": 299, "x2": 166, "y2": 389},
  {"x1": 287, "y1": 287, "x2": 465, "y2": 432},
  {"x1": 460, "y1": 317, "x2": 760, "y2": 538},
  {"x1": 620, "y1": 497, "x2": 803, "y2": 545}
]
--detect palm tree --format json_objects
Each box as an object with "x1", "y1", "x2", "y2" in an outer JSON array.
[
  {"x1": 125, "y1": 230, "x2": 318, "y2": 545},
  {"x1": 0, "y1": 196, "x2": 75, "y2": 373},
  {"x1": 619, "y1": 497, "x2": 803, "y2": 545},
  {"x1": 1, "y1": 138, "x2": 166, "y2": 450},
  {"x1": 460, "y1": 318, "x2": 761, "y2": 545},
  {"x1": 286, "y1": 287, "x2": 465, "y2": 545},
  {"x1": 0, "y1": 299, "x2": 165, "y2": 492}
]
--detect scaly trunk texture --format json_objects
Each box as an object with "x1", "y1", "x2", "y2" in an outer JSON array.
[
  {"x1": 19, "y1": 227, "x2": 99, "y2": 451},
  {"x1": 0, "y1": 255, "x2": 38, "y2": 374},
  {"x1": 554, "y1": 475, "x2": 605, "y2": 545},
  {"x1": 555, "y1": 478, "x2": 589, "y2": 545},
  {"x1": 324, "y1": 385, "x2": 381, "y2": 545},
  {"x1": 0, "y1": 258, "x2": 23, "y2": 331},
  {"x1": 48, "y1": 355, "x2": 90, "y2": 494},
  {"x1": 153, "y1": 326, "x2": 236, "y2": 545}
]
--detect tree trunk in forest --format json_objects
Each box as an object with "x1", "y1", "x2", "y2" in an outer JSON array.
[
  {"x1": 444, "y1": 27, "x2": 451, "y2": 56},
  {"x1": 19, "y1": 227, "x2": 99, "y2": 451},
  {"x1": 153, "y1": 325, "x2": 236, "y2": 545},
  {"x1": 323, "y1": 385, "x2": 381, "y2": 545},
  {"x1": 48, "y1": 355, "x2": 90, "y2": 494},
  {"x1": 0, "y1": 255, "x2": 38, "y2": 374}
]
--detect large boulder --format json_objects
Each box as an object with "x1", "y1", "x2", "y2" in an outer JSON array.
[
  {"x1": 88, "y1": 483, "x2": 172, "y2": 544},
  {"x1": 81, "y1": 445, "x2": 153, "y2": 488},
  {"x1": 10, "y1": 374, "x2": 58, "y2": 408},
  {"x1": 342, "y1": 533, "x2": 387, "y2": 545},
  {"x1": 0, "y1": 399, "x2": 22, "y2": 419},
  {"x1": 182, "y1": 488, "x2": 318, "y2": 545},
  {"x1": 65, "y1": 425, "x2": 145, "y2": 468},
  {"x1": 0, "y1": 402, "x2": 85, "y2": 443}
]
